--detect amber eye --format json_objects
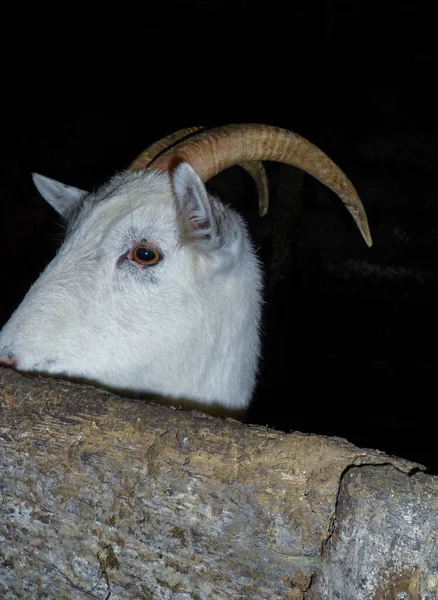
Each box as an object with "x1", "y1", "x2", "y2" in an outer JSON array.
[{"x1": 131, "y1": 244, "x2": 161, "y2": 266}]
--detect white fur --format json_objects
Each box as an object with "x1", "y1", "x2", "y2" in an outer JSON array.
[{"x1": 0, "y1": 164, "x2": 262, "y2": 415}]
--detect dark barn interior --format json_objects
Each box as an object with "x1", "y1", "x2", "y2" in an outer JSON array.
[{"x1": 1, "y1": 1, "x2": 436, "y2": 472}]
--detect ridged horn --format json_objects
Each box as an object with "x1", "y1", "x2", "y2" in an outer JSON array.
[
  {"x1": 152, "y1": 124, "x2": 372, "y2": 246},
  {"x1": 129, "y1": 127, "x2": 270, "y2": 217},
  {"x1": 129, "y1": 127, "x2": 205, "y2": 171}
]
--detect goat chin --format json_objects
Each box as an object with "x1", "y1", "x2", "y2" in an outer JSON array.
[{"x1": 0, "y1": 165, "x2": 263, "y2": 417}]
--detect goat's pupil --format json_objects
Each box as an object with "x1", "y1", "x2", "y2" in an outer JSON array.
[{"x1": 137, "y1": 248, "x2": 154, "y2": 261}]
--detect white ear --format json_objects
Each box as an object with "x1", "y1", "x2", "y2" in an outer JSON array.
[
  {"x1": 172, "y1": 162, "x2": 240, "y2": 255},
  {"x1": 32, "y1": 173, "x2": 88, "y2": 219}
]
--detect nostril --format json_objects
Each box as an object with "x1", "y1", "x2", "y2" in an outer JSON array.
[{"x1": 0, "y1": 352, "x2": 18, "y2": 367}]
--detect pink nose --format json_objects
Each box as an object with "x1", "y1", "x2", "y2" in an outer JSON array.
[{"x1": 0, "y1": 354, "x2": 18, "y2": 367}]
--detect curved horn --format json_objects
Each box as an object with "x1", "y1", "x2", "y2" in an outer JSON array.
[
  {"x1": 129, "y1": 127, "x2": 205, "y2": 171},
  {"x1": 152, "y1": 124, "x2": 372, "y2": 246},
  {"x1": 129, "y1": 127, "x2": 270, "y2": 217},
  {"x1": 238, "y1": 161, "x2": 269, "y2": 216}
]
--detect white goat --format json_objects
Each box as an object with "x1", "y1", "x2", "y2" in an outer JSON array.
[{"x1": 0, "y1": 124, "x2": 371, "y2": 417}]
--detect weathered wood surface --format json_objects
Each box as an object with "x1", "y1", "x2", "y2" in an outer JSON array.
[{"x1": 0, "y1": 368, "x2": 436, "y2": 600}]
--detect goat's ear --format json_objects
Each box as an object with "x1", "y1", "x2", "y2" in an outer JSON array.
[
  {"x1": 32, "y1": 173, "x2": 88, "y2": 219},
  {"x1": 172, "y1": 162, "x2": 240, "y2": 255}
]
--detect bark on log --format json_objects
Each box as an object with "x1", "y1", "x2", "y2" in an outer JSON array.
[{"x1": 0, "y1": 368, "x2": 437, "y2": 600}]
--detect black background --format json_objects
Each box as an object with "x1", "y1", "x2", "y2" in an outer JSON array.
[{"x1": 1, "y1": 1, "x2": 436, "y2": 471}]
